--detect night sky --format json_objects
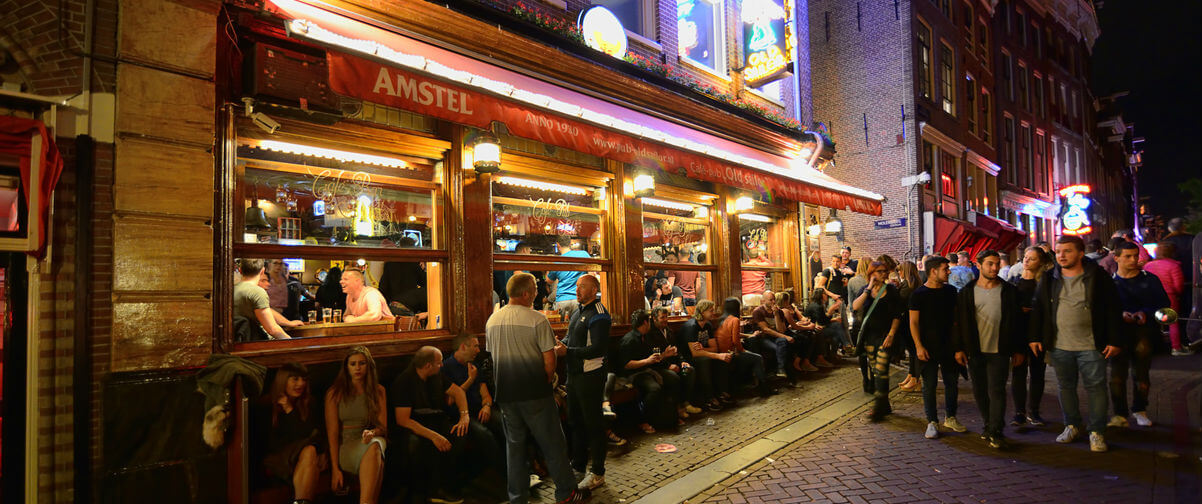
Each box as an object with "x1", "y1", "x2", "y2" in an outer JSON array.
[{"x1": 1092, "y1": 0, "x2": 1202, "y2": 218}]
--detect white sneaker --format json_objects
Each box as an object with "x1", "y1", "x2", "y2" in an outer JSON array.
[
  {"x1": 529, "y1": 474, "x2": 542, "y2": 489},
  {"x1": 1171, "y1": 348, "x2": 1194, "y2": 356},
  {"x1": 1107, "y1": 415, "x2": 1129, "y2": 428},
  {"x1": 1089, "y1": 432, "x2": 1108, "y2": 452},
  {"x1": 925, "y1": 421, "x2": 939, "y2": 439},
  {"x1": 1056, "y1": 425, "x2": 1080, "y2": 444},
  {"x1": 577, "y1": 472, "x2": 605, "y2": 490},
  {"x1": 1133, "y1": 411, "x2": 1154, "y2": 427},
  {"x1": 943, "y1": 417, "x2": 968, "y2": 433}
]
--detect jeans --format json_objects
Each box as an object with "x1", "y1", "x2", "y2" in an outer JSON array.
[
  {"x1": 566, "y1": 369, "x2": 607, "y2": 476},
  {"x1": 467, "y1": 416, "x2": 506, "y2": 478},
  {"x1": 554, "y1": 299, "x2": 580, "y2": 321},
  {"x1": 1049, "y1": 348, "x2": 1109, "y2": 434},
  {"x1": 968, "y1": 353, "x2": 1011, "y2": 438},
  {"x1": 1110, "y1": 323, "x2": 1154, "y2": 416},
  {"x1": 498, "y1": 396, "x2": 576, "y2": 503},
  {"x1": 1011, "y1": 343, "x2": 1046, "y2": 417},
  {"x1": 919, "y1": 355, "x2": 960, "y2": 422},
  {"x1": 732, "y1": 350, "x2": 766, "y2": 389},
  {"x1": 630, "y1": 368, "x2": 681, "y2": 427},
  {"x1": 767, "y1": 336, "x2": 791, "y2": 373},
  {"x1": 689, "y1": 357, "x2": 716, "y2": 403},
  {"x1": 409, "y1": 417, "x2": 467, "y2": 494}
]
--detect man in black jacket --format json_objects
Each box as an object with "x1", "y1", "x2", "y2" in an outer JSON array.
[
  {"x1": 953, "y1": 250, "x2": 1026, "y2": 449},
  {"x1": 1029, "y1": 236, "x2": 1123, "y2": 453},
  {"x1": 556, "y1": 274, "x2": 612, "y2": 491}
]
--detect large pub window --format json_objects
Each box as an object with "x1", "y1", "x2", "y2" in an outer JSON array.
[
  {"x1": 490, "y1": 150, "x2": 614, "y2": 326},
  {"x1": 641, "y1": 184, "x2": 718, "y2": 314},
  {"x1": 230, "y1": 116, "x2": 451, "y2": 347},
  {"x1": 738, "y1": 203, "x2": 792, "y2": 304}
]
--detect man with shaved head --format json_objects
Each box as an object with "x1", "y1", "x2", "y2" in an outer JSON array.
[
  {"x1": 341, "y1": 269, "x2": 394, "y2": 323},
  {"x1": 556, "y1": 274, "x2": 612, "y2": 491}
]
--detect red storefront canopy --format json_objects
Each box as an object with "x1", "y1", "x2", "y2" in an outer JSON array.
[
  {"x1": 264, "y1": 0, "x2": 884, "y2": 215},
  {"x1": 972, "y1": 213, "x2": 1027, "y2": 255},
  {"x1": 0, "y1": 116, "x2": 62, "y2": 258}
]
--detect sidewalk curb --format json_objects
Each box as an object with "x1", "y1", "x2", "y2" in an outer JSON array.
[{"x1": 631, "y1": 371, "x2": 904, "y2": 504}]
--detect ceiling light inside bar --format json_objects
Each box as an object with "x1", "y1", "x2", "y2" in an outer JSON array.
[
  {"x1": 641, "y1": 197, "x2": 697, "y2": 212},
  {"x1": 497, "y1": 176, "x2": 588, "y2": 195},
  {"x1": 249, "y1": 140, "x2": 407, "y2": 168},
  {"x1": 737, "y1": 213, "x2": 773, "y2": 222}
]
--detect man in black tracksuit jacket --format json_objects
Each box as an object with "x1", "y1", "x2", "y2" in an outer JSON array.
[{"x1": 953, "y1": 250, "x2": 1026, "y2": 448}]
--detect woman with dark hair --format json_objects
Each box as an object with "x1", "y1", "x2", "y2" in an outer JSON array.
[
  {"x1": 852, "y1": 261, "x2": 905, "y2": 421},
  {"x1": 325, "y1": 346, "x2": 387, "y2": 503},
  {"x1": 897, "y1": 261, "x2": 923, "y2": 392},
  {"x1": 263, "y1": 363, "x2": 325, "y2": 504},
  {"x1": 1010, "y1": 246, "x2": 1054, "y2": 426}
]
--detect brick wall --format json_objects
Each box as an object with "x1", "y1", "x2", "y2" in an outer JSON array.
[
  {"x1": 808, "y1": 0, "x2": 921, "y2": 262},
  {"x1": 1, "y1": 0, "x2": 120, "y2": 501}
]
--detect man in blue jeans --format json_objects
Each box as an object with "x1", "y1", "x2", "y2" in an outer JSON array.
[
  {"x1": 1029, "y1": 236, "x2": 1123, "y2": 453},
  {"x1": 486, "y1": 272, "x2": 590, "y2": 503}
]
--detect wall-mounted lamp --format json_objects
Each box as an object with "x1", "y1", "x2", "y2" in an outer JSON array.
[
  {"x1": 733, "y1": 195, "x2": 755, "y2": 214},
  {"x1": 472, "y1": 131, "x2": 502, "y2": 174},
  {"x1": 824, "y1": 209, "x2": 843, "y2": 235},
  {"x1": 632, "y1": 172, "x2": 655, "y2": 198}
]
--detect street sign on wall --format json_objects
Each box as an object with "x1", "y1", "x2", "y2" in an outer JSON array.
[{"x1": 874, "y1": 218, "x2": 906, "y2": 230}]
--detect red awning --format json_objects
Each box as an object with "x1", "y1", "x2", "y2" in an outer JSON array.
[
  {"x1": 972, "y1": 213, "x2": 1027, "y2": 254},
  {"x1": 0, "y1": 116, "x2": 62, "y2": 258},
  {"x1": 933, "y1": 215, "x2": 1000, "y2": 257},
  {"x1": 263, "y1": 0, "x2": 884, "y2": 215}
]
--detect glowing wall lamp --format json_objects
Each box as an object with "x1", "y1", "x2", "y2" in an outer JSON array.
[
  {"x1": 824, "y1": 209, "x2": 843, "y2": 236},
  {"x1": 733, "y1": 195, "x2": 756, "y2": 214},
  {"x1": 806, "y1": 214, "x2": 822, "y2": 237},
  {"x1": 632, "y1": 172, "x2": 655, "y2": 198},
  {"x1": 472, "y1": 131, "x2": 502, "y2": 174}
]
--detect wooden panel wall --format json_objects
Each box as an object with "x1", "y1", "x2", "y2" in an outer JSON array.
[{"x1": 111, "y1": 0, "x2": 218, "y2": 372}]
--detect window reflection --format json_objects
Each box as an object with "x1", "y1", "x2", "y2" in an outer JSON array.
[
  {"x1": 234, "y1": 257, "x2": 439, "y2": 342},
  {"x1": 491, "y1": 175, "x2": 605, "y2": 257}
]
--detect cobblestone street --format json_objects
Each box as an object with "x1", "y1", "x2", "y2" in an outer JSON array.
[{"x1": 697, "y1": 354, "x2": 1201, "y2": 504}]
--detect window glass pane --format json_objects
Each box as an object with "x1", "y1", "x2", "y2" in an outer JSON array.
[
  {"x1": 678, "y1": 0, "x2": 722, "y2": 72},
  {"x1": 643, "y1": 270, "x2": 713, "y2": 311},
  {"x1": 239, "y1": 163, "x2": 436, "y2": 249},
  {"x1": 491, "y1": 175, "x2": 606, "y2": 258},
  {"x1": 755, "y1": 80, "x2": 783, "y2": 101},
  {"x1": 233, "y1": 258, "x2": 442, "y2": 341},
  {"x1": 596, "y1": 0, "x2": 647, "y2": 36},
  {"x1": 642, "y1": 198, "x2": 710, "y2": 265},
  {"x1": 738, "y1": 213, "x2": 787, "y2": 282}
]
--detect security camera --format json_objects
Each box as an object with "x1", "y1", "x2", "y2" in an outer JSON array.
[{"x1": 251, "y1": 112, "x2": 281, "y2": 134}]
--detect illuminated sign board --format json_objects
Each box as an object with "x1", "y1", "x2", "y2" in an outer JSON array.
[
  {"x1": 579, "y1": 6, "x2": 628, "y2": 58},
  {"x1": 1058, "y1": 184, "x2": 1093, "y2": 236},
  {"x1": 741, "y1": 0, "x2": 793, "y2": 87}
]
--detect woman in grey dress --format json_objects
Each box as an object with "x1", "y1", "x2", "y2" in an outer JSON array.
[{"x1": 324, "y1": 346, "x2": 387, "y2": 503}]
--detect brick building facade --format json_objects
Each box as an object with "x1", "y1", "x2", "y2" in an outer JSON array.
[{"x1": 807, "y1": 0, "x2": 1116, "y2": 265}]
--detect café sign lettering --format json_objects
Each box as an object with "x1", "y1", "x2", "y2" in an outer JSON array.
[{"x1": 741, "y1": 0, "x2": 793, "y2": 87}]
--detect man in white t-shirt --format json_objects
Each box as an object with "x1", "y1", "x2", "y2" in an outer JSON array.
[{"x1": 340, "y1": 269, "x2": 394, "y2": 323}]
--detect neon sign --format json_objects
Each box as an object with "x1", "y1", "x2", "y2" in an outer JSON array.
[
  {"x1": 1058, "y1": 184, "x2": 1092, "y2": 236},
  {"x1": 579, "y1": 7, "x2": 628, "y2": 58},
  {"x1": 741, "y1": 0, "x2": 793, "y2": 87}
]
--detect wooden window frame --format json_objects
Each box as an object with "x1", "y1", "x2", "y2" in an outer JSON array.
[
  {"x1": 217, "y1": 110, "x2": 455, "y2": 357},
  {"x1": 916, "y1": 18, "x2": 934, "y2": 101},
  {"x1": 940, "y1": 42, "x2": 956, "y2": 116}
]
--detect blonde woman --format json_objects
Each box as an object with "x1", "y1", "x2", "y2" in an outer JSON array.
[
  {"x1": 1009, "y1": 246, "x2": 1054, "y2": 427},
  {"x1": 325, "y1": 346, "x2": 387, "y2": 503}
]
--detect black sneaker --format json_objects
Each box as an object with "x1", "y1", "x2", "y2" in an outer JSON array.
[
  {"x1": 557, "y1": 488, "x2": 591, "y2": 503},
  {"x1": 1027, "y1": 414, "x2": 1046, "y2": 426},
  {"x1": 705, "y1": 400, "x2": 724, "y2": 412},
  {"x1": 987, "y1": 436, "x2": 1009, "y2": 450},
  {"x1": 1011, "y1": 414, "x2": 1026, "y2": 426}
]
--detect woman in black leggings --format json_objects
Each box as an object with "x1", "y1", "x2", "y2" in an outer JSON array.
[{"x1": 852, "y1": 261, "x2": 905, "y2": 421}]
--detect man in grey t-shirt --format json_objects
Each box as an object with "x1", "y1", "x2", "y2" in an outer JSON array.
[
  {"x1": 234, "y1": 259, "x2": 290, "y2": 340},
  {"x1": 1028, "y1": 236, "x2": 1124, "y2": 453},
  {"x1": 486, "y1": 272, "x2": 588, "y2": 504},
  {"x1": 953, "y1": 250, "x2": 1024, "y2": 449}
]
